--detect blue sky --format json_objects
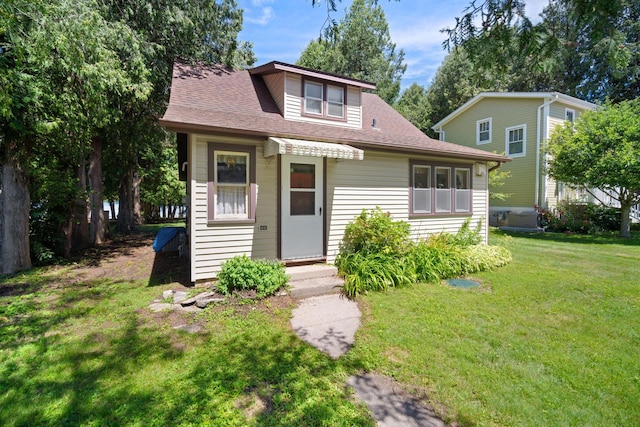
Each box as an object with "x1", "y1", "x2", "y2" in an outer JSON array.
[{"x1": 238, "y1": 0, "x2": 548, "y2": 93}]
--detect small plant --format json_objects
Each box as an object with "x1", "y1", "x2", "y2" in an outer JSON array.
[
  {"x1": 540, "y1": 201, "x2": 622, "y2": 234},
  {"x1": 339, "y1": 252, "x2": 416, "y2": 298},
  {"x1": 216, "y1": 255, "x2": 288, "y2": 298}
]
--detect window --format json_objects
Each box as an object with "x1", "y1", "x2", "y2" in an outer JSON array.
[
  {"x1": 303, "y1": 80, "x2": 346, "y2": 119},
  {"x1": 412, "y1": 165, "x2": 431, "y2": 213},
  {"x1": 506, "y1": 124, "x2": 526, "y2": 157},
  {"x1": 208, "y1": 144, "x2": 257, "y2": 223},
  {"x1": 410, "y1": 161, "x2": 472, "y2": 216},
  {"x1": 455, "y1": 168, "x2": 471, "y2": 212},
  {"x1": 476, "y1": 118, "x2": 492, "y2": 144},
  {"x1": 327, "y1": 85, "x2": 344, "y2": 118},
  {"x1": 565, "y1": 108, "x2": 575, "y2": 123}
]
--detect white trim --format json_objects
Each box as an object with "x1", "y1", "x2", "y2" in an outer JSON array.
[
  {"x1": 565, "y1": 107, "x2": 576, "y2": 123},
  {"x1": 506, "y1": 124, "x2": 526, "y2": 158},
  {"x1": 432, "y1": 91, "x2": 596, "y2": 130},
  {"x1": 476, "y1": 117, "x2": 492, "y2": 145}
]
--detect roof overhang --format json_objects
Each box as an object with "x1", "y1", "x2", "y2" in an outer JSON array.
[
  {"x1": 264, "y1": 137, "x2": 364, "y2": 160},
  {"x1": 250, "y1": 61, "x2": 376, "y2": 90}
]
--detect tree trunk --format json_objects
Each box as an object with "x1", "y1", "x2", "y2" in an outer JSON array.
[
  {"x1": 89, "y1": 136, "x2": 106, "y2": 245},
  {"x1": 71, "y1": 160, "x2": 90, "y2": 252},
  {"x1": 0, "y1": 147, "x2": 32, "y2": 274},
  {"x1": 620, "y1": 200, "x2": 631, "y2": 238},
  {"x1": 110, "y1": 200, "x2": 116, "y2": 222},
  {"x1": 133, "y1": 168, "x2": 143, "y2": 225},
  {"x1": 116, "y1": 168, "x2": 133, "y2": 234}
]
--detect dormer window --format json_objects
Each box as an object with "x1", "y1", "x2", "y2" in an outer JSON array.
[{"x1": 303, "y1": 80, "x2": 346, "y2": 120}]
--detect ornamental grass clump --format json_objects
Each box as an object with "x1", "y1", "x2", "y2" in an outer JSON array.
[{"x1": 216, "y1": 255, "x2": 288, "y2": 298}]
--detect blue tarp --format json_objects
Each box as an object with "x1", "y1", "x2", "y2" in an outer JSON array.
[{"x1": 153, "y1": 227, "x2": 186, "y2": 253}]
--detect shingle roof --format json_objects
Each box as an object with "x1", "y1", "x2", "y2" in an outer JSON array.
[{"x1": 160, "y1": 62, "x2": 509, "y2": 162}]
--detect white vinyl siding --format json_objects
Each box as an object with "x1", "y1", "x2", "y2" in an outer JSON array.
[
  {"x1": 326, "y1": 152, "x2": 489, "y2": 263},
  {"x1": 191, "y1": 136, "x2": 277, "y2": 281}
]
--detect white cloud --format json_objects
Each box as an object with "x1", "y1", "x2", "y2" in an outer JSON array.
[
  {"x1": 246, "y1": 6, "x2": 275, "y2": 25},
  {"x1": 251, "y1": 0, "x2": 274, "y2": 6}
]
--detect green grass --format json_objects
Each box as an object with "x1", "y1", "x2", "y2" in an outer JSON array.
[
  {"x1": 351, "y1": 230, "x2": 640, "y2": 426},
  {"x1": 1, "y1": 230, "x2": 639, "y2": 426},
  {"x1": 0, "y1": 269, "x2": 373, "y2": 426}
]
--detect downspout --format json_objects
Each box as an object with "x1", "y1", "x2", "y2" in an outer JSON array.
[
  {"x1": 536, "y1": 94, "x2": 559, "y2": 208},
  {"x1": 434, "y1": 128, "x2": 445, "y2": 141}
]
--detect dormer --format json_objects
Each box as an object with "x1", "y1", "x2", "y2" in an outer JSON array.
[{"x1": 249, "y1": 61, "x2": 375, "y2": 130}]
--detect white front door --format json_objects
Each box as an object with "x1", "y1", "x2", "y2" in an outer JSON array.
[{"x1": 281, "y1": 155, "x2": 324, "y2": 260}]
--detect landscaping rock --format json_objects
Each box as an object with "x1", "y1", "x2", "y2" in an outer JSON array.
[
  {"x1": 172, "y1": 291, "x2": 188, "y2": 304},
  {"x1": 176, "y1": 305, "x2": 202, "y2": 313},
  {"x1": 148, "y1": 303, "x2": 175, "y2": 312},
  {"x1": 195, "y1": 297, "x2": 226, "y2": 308},
  {"x1": 162, "y1": 290, "x2": 175, "y2": 300},
  {"x1": 180, "y1": 291, "x2": 216, "y2": 306}
]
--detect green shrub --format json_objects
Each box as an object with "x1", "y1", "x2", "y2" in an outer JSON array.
[
  {"x1": 541, "y1": 201, "x2": 622, "y2": 234},
  {"x1": 216, "y1": 255, "x2": 288, "y2": 298},
  {"x1": 339, "y1": 252, "x2": 416, "y2": 298},
  {"x1": 338, "y1": 207, "x2": 410, "y2": 258},
  {"x1": 408, "y1": 242, "x2": 463, "y2": 282}
]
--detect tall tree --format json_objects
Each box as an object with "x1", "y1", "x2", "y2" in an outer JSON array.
[
  {"x1": 298, "y1": 0, "x2": 406, "y2": 104},
  {"x1": 445, "y1": 0, "x2": 640, "y2": 103},
  {"x1": 548, "y1": 100, "x2": 640, "y2": 238},
  {"x1": 0, "y1": 0, "x2": 150, "y2": 273},
  {"x1": 97, "y1": 0, "x2": 252, "y2": 233}
]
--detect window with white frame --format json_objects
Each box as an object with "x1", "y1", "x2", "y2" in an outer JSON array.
[
  {"x1": 410, "y1": 161, "x2": 472, "y2": 215},
  {"x1": 565, "y1": 108, "x2": 575, "y2": 123},
  {"x1": 303, "y1": 80, "x2": 346, "y2": 119},
  {"x1": 506, "y1": 124, "x2": 526, "y2": 157},
  {"x1": 476, "y1": 118, "x2": 492, "y2": 144},
  {"x1": 208, "y1": 144, "x2": 256, "y2": 223}
]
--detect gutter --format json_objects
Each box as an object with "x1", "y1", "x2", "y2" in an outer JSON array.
[{"x1": 536, "y1": 94, "x2": 559, "y2": 207}]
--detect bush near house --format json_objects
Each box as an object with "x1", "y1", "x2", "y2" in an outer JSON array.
[
  {"x1": 216, "y1": 255, "x2": 288, "y2": 298},
  {"x1": 541, "y1": 201, "x2": 621, "y2": 234},
  {"x1": 336, "y1": 208, "x2": 511, "y2": 297}
]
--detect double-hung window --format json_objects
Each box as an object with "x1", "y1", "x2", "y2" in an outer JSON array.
[
  {"x1": 410, "y1": 161, "x2": 472, "y2": 215},
  {"x1": 565, "y1": 108, "x2": 575, "y2": 123},
  {"x1": 303, "y1": 80, "x2": 345, "y2": 120},
  {"x1": 476, "y1": 118, "x2": 491, "y2": 144},
  {"x1": 208, "y1": 144, "x2": 256, "y2": 223},
  {"x1": 506, "y1": 124, "x2": 526, "y2": 157}
]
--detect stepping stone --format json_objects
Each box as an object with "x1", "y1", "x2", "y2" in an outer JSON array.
[
  {"x1": 290, "y1": 294, "x2": 360, "y2": 359},
  {"x1": 347, "y1": 374, "x2": 447, "y2": 427},
  {"x1": 173, "y1": 323, "x2": 203, "y2": 334}
]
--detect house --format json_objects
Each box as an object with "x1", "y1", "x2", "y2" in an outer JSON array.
[
  {"x1": 432, "y1": 92, "x2": 597, "y2": 226},
  {"x1": 160, "y1": 61, "x2": 508, "y2": 283}
]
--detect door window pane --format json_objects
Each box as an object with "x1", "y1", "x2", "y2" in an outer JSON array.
[
  {"x1": 290, "y1": 191, "x2": 315, "y2": 215},
  {"x1": 290, "y1": 163, "x2": 315, "y2": 189}
]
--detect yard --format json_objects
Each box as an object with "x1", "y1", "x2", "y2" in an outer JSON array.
[{"x1": 1, "y1": 228, "x2": 639, "y2": 426}]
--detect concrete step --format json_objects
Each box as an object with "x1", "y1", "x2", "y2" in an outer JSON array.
[
  {"x1": 289, "y1": 276, "x2": 344, "y2": 300},
  {"x1": 286, "y1": 264, "x2": 338, "y2": 282}
]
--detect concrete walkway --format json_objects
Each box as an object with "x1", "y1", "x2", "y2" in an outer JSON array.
[
  {"x1": 290, "y1": 294, "x2": 448, "y2": 426},
  {"x1": 290, "y1": 294, "x2": 361, "y2": 359}
]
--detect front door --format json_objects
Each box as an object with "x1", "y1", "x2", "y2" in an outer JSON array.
[{"x1": 281, "y1": 155, "x2": 324, "y2": 260}]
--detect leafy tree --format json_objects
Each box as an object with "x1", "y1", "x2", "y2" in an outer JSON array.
[
  {"x1": 445, "y1": 0, "x2": 640, "y2": 103},
  {"x1": 298, "y1": 0, "x2": 406, "y2": 104},
  {"x1": 393, "y1": 83, "x2": 431, "y2": 134},
  {"x1": 97, "y1": 0, "x2": 252, "y2": 233},
  {"x1": 0, "y1": 0, "x2": 150, "y2": 273},
  {"x1": 547, "y1": 100, "x2": 640, "y2": 238}
]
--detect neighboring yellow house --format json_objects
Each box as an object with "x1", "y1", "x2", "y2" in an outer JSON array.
[{"x1": 432, "y1": 92, "x2": 597, "y2": 227}]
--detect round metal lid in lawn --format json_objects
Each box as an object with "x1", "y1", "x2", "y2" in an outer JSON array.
[{"x1": 448, "y1": 278, "x2": 480, "y2": 288}]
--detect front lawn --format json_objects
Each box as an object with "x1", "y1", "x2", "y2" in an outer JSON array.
[
  {"x1": 1, "y1": 229, "x2": 638, "y2": 426},
  {"x1": 351, "y1": 230, "x2": 640, "y2": 426}
]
